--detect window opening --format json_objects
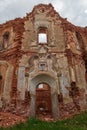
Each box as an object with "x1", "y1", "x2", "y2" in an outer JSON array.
[
  {"x1": 38, "y1": 84, "x2": 43, "y2": 89},
  {"x1": 38, "y1": 27, "x2": 48, "y2": 44},
  {"x1": 39, "y1": 62, "x2": 46, "y2": 70},
  {"x1": 75, "y1": 32, "x2": 84, "y2": 50},
  {"x1": 3, "y1": 32, "x2": 9, "y2": 49},
  {"x1": 38, "y1": 33, "x2": 47, "y2": 43}
]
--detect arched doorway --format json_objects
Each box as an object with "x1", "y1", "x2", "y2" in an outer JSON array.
[
  {"x1": 29, "y1": 74, "x2": 59, "y2": 119},
  {"x1": 36, "y1": 83, "x2": 52, "y2": 117}
]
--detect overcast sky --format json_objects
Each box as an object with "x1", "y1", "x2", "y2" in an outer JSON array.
[{"x1": 0, "y1": 0, "x2": 87, "y2": 27}]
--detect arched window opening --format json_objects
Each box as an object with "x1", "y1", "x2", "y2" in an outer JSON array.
[
  {"x1": 38, "y1": 27, "x2": 48, "y2": 44},
  {"x1": 3, "y1": 31, "x2": 10, "y2": 49},
  {"x1": 75, "y1": 32, "x2": 84, "y2": 50}
]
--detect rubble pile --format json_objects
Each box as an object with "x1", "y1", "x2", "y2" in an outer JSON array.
[
  {"x1": 0, "y1": 111, "x2": 26, "y2": 128},
  {"x1": 59, "y1": 103, "x2": 79, "y2": 119}
]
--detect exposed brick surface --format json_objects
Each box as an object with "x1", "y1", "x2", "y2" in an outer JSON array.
[{"x1": 0, "y1": 4, "x2": 87, "y2": 124}]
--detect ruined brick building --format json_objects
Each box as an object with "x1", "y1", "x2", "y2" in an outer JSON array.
[{"x1": 0, "y1": 4, "x2": 87, "y2": 119}]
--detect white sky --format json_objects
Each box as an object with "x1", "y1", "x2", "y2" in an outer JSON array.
[{"x1": 0, "y1": 0, "x2": 87, "y2": 27}]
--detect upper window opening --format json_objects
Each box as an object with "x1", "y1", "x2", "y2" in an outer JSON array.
[
  {"x1": 38, "y1": 27, "x2": 48, "y2": 44},
  {"x1": 38, "y1": 33, "x2": 47, "y2": 43}
]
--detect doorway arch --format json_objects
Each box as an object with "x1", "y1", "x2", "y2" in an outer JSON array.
[
  {"x1": 36, "y1": 83, "x2": 52, "y2": 117},
  {"x1": 29, "y1": 74, "x2": 59, "y2": 119}
]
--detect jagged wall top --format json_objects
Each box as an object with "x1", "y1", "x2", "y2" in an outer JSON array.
[
  {"x1": 26, "y1": 3, "x2": 60, "y2": 19},
  {"x1": 0, "y1": 3, "x2": 87, "y2": 36}
]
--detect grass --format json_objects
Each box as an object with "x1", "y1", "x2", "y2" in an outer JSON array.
[{"x1": 0, "y1": 111, "x2": 87, "y2": 130}]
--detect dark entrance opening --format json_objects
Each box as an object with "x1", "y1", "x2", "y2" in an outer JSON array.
[{"x1": 36, "y1": 83, "x2": 52, "y2": 117}]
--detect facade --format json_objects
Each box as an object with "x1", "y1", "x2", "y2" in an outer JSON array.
[{"x1": 0, "y1": 4, "x2": 87, "y2": 119}]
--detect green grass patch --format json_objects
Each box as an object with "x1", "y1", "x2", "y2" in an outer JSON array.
[{"x1": 0, "y1": 111, "x2": 87, "y2": 130}]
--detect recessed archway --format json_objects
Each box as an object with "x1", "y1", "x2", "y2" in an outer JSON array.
[
  {"x1": 29, "y1": 74, "x2": 59, "y2": 119},
  {"x1": 36, "y1": 83, "x2": 52, "y2": 117}
]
